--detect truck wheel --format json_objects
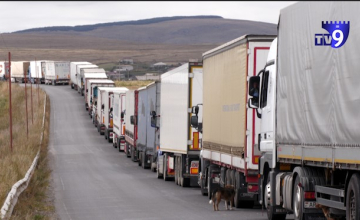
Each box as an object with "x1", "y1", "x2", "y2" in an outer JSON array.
[
  {"x1": 346, "y1": 173, "x2": 360, "y2": 220},
  {"x1": 175, "y1": 157, "x2": 179, "y2": 185},
  {"x1": 234, "y1": 171, "x2": 242, "y2": 208},
  {"x1": 207, "y1": 167, "x2": 213, "y2": 199},
  {"x1": 141, "y1": 151, "x2": 149, "y2": 169},
  {"x1": 131, "y1": 146, "x2": 136, "y2": 162},
  {"x1": 117, "y1": 140, "x2": 121, "y2": 152},
  {"x1": 163, "y1": 153, "x2": 170, "y2": 181},
  {"x1": 180, "y1": 158, "x2": 190, "y2": 187},
  {"x1": 138, "y1": 151, "x2": 142, "y2": 166},
  {"x1": 108, "y1": 132, "x2": 112, "y2": 143},
  {"x1": 265, "y1": 174, "x2": 286, "y2": 220},
  {"x1": 293, "y1": 174, "x2": 305, "y2": 220},
  {"x1": 125, "y1": 143, "x2": 131, "y2": 158},
  {"x1": 105, "y1": 130, "x2": 108, "y2": 139},
  {"x1": 157, "y1": 157, "x2": 163, "y2": 179},
  {"x1": 200, "y1": 172, "x2": 208, "y2": 196}
]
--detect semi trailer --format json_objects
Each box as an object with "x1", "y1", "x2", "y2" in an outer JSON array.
[
  {"x1": 89, "y1": 80, "x2": 115, "y2": 123},
  {"x1": 156, "y1": 61, "x2": 203, "y2": 187},
  {"x1": 70, "y1": 62, "x2": 91, "y2": 90},
  {"x1": 247, "y1": 2, "x2": 360, "y2": 220},
  {"x1": 11, "y1": 61, "x2": 30, "y2": 83},
  {"x1": 138, "y1": 81, "x2": 161, "y2": 171},
  {"x1": 124, "y1": 90, "x2": 136, "y2": 158},
  {"x1": 199, "y1": 34, "x2": 275, "y2": 208},
  {"x1": 29, "y1": 60, "x2": 44, "y2": 84},
  {"x1": 112, "y1": 90, "x2": 127, "y2": 151},
  {"x1": 76, "y1": 64, "x2": 98, "y2": 94},
  {"x1": 45, "y1": 61, "x2": 70, "y2": 85},
  {"x1": 84, "y1": 74, "x2": 108, "y2": 110},
  {"x1": 96, "y1": 87, "x2": 129, "y2": 141},
  {"x1": 79, "y1": 68, "x2": 106, "y2": 96}
]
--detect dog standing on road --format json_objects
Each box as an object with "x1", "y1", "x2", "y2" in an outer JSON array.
[{"x1": 209, "y1": 185, "x2": 235, "y2": 211}]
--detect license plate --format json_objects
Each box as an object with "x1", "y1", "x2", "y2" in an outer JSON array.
[{"x1": 304, "y1": 201, "x2": 316, "y2": 208}]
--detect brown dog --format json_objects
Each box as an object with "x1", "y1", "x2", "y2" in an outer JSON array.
[
  {"x1": 209, "y1": 185, "x2": 235, "y2": 211},
  {"x1": 315, "y1": 204, "x2": 336, "y2": 220}
]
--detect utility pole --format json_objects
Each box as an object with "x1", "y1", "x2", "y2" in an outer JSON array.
[
  {"x1": 24, "y1": 66, "x2": 28, "y2": 138},
  {"x1": 8, "y1": 52, "x2": 12, "y2": 152}
]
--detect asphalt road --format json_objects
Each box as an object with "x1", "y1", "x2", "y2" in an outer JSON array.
[{"x1": 41, "y1": 85, "x2": 294, "y2": 220}]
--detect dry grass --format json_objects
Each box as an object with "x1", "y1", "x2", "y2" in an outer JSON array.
[
  {"x1": 10, "y1": 94, "x2": 55, "y2": 220},
  {"x1": 0, "y1": 82, "x2": 47, "y2": 213},
  {"x1": 114, "y1": 80, "x2": 154, "y2": 90}
]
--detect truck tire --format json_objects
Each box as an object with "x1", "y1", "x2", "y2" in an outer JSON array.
[
  {"x1": 207, "y1": 167, "x2": 213, "y2": 199},
  {"x1": 125, "y1": 143, "x2": 131, "y2": 158},
  {"x1": 138, "y1": 151, "x2": 142, "y2": 166},
  {"x1": 141, "y1": 151, "x2": 149, "y2": 169},
  {"x1": 293, "y1": 174, "x2": 304, "y2": 220},
  {"x1": 175, "y1": 157, "x2": 179, "y2": 185},
  {"x1": 163, "y1": 153, "x2": 170, "y2": 181},
  {"x1": 157, "y1": 157, "x2": 163, "y2": 179},
  {"x1": 131, "y1": 146, "x2": 137, "y2": 162},
  {"x1": 105, "y1": 130, "x2": 108, "y2": 139},
  {"x1": 265, "y1": 174, "x2": 286, "y2": 220},
  {"x1": 200, "y1": 172, "x2": 208, "y2": 196},
  {"x1": 220, "y1": 167, "x2": 227, "y2": 187},
  {"x1": 180, "y1": 158, "x2": 190, "y2": 187},
  {"x1": 346, "y1": 173, "x2": 360, "y2": 220},
  {"x1": 234, "y1": 171, "x2": 242, "y2": 208},
  {"x1": 108, "y1": 132, "x2": 112, "y2": 143}
]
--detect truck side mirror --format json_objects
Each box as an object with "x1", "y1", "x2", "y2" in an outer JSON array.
[
  {"x1": 192, "y1": 106, "x2": 199, "y2": 115},
  {"x1": 86, "y1": 89, "x2": 88, "y2": 92},
  {"x1": 110, "y1": 107, "x2": 113, "y2": 112},
  {"x1": 248, "y1": 76, "x2": 260, "y2": 97},
  {"x1": 95, "y1": 101, "x2": 97, "y2": 106},
  {"x1": 121, "y1": 112, "x2": 124, "y2": 119},
  {"x1": 248, "y1": 98, "x2": 259, "y2": 109},
  {"x1": 191, "y1": 115, "x2": 198, "y2": 128},
  {"x1": 150, "y1": 111, "x2": 156, "y2": 118},
  {"x1": 101, "y1": 104, "x2": 104, "y2": 110}
]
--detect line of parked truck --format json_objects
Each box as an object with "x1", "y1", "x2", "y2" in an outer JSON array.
[
  {"x1": 0, "y1": 60, "x2": 105, "y2": 90},
  {"x1": 9, "y1": 2, "x2": 359, "y2": 220}
]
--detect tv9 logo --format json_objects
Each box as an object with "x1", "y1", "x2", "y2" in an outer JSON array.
[{"x1": 315, "y1": 21, "x2": 350, "y2": 48}]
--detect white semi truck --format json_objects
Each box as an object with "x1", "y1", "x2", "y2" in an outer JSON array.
[
  {"x1": 199, "y1": 34, "x2": 275, "y2": 207},
  {"x1": 79, "y1": 68, "x2": 106, "y2": 96},
  {"x1": 11, "y1": 61, "x2": 30, "y2": 83},
  {"x1": 29, "y1": 60, "x2": 45, "y2": 84},
  {"x1": 247, "y1": 2, "x2": 360, "y2": 220},
  {"x1": 156, "y1": 61, "x2": 203, "y2": 187},
  {"x1": 76, "y1": 64, "x2": 98, "y2": 94},
  {"x1": 138, "y1": 81, "x2": 161, "y2": 171},
  {"x1": 112, "y1": 90, "x2": 127, "y2": 151},
  {"x1": 89, "y1": 80, "x2": 115, "y2": 123},
  {"x1": 124, "y1": 90, "x2": 135, "y2": 158},
  {"x1": 70, "y1": 62, "x2": 91, "y2": 89},
  {"x1": 84, "y1": 74, "x2": 108, "y2": 111},
  {"x1": 96, "y1": 87, "x2": 129, "y2": 142},
  {"x1": 45, "y1": 61, "x2": 70, "y2": 85}
]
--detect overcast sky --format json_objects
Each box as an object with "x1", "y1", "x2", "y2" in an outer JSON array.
[{"x1": 0, "y1": 1, "x2": 296, "y2": 33}]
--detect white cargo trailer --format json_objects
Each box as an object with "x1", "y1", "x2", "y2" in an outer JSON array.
[
  {"x1": 42, "y1": 61, "x2": 55, "y2": 85},
  {"x1": 141, "y1": 81, "x2": 161, "y2": 171},
  {"x1": 135, "y1": 87, "x2": 148, "y2": 165},
  {"x1": 96, "y1": 87, "x2": 128, "y2": 139},
  {"x1": 112, "y1": 90, "x2": 127, "y2": 151},
  {"x1": 70, "y1": 62, "x2": 90, "y2": 89},
  {"x1": 200, "y1": 34, "x2": 275, "y2": 207},
  {"x1": 76, "y1": 64, "x2": 98, "y2": 94},
  {"x1": 80, "y1": 68, "x2": 106, "y2": 96},
  {"x1": 156, "y1": 61, "x2": 203, "y2": 186},
  {"x1": 29, "y1": 60, "x2": 45, "y2": 84},
  {"x1": 11, "y1": 61, "x2": 30, "y2": 83},
  {"x1": 0, "y1": 61, "x2": 9, "y2": 80},
  {"x1": 46, "y1": 61, "x2": 70, "y2": 85},
  {"x1": 124, "y1": 90, "x2": 135, "y2": 158},
  {"x1": 248, "y1": 2, "x2": 360, "y2": 220},
  {"x1": 83, "y1": 73, "x2": 108, "y2": 110},
  {"x1": 87, "y1": 79, "x2": 114, "y2": 118}
]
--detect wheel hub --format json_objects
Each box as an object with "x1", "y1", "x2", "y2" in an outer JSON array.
[
  {"x1": 265, "y1": 182, "x2": 271, "y2": 209},
  {"x1": 294, "y1": 185, "x2": 301, "y2": 218}
]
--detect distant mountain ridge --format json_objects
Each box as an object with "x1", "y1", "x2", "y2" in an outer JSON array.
[{"x1": 14, "y1": 15, "x2": 223, "y2": 33}]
